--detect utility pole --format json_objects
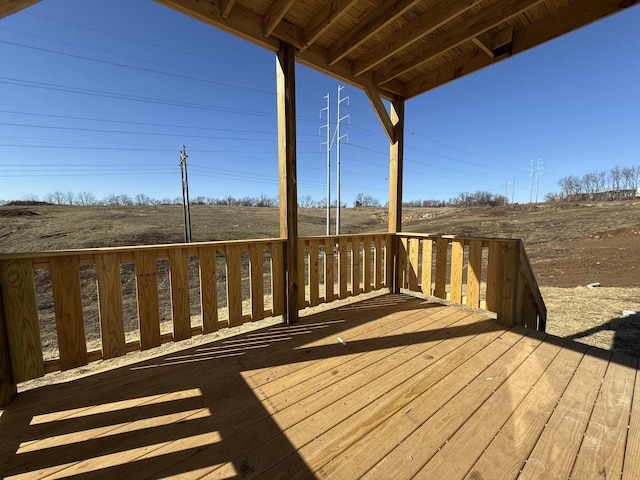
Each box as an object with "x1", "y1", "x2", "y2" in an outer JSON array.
[
  {"x1": 320, "y1": 93, "x2": 331, "y2": 235},
  {"x1": 336, "y1": 85, "x2": 349, "y2": 235},
  {"x1": 179, "y1": 145, "x2": 192, "y2": 243}
]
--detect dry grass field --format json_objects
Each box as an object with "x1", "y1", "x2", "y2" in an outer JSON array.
[{"x1": 1, "y1": 200, "x2": 639, "y2": 361}]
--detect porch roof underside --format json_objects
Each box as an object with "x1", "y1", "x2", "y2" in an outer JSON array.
[{"x1": 3, "y1": 0, "x2": 637, "y2": 102}]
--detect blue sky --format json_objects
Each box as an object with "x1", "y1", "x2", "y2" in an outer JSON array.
[{"x1": 0, "y1": 1, "x2": 638, "y2": 205}]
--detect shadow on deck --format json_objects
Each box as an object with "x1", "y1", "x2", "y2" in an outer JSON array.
[{"x1": 1, "y1": 293, "x2": 638, "y2": 479}]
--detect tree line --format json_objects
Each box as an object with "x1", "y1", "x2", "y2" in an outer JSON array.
[
  {"x1": 546, "y1": 164, "x2": 640, "y2": 202},
  {"x1": 1, "y1": 189, "x2": 509, "y2": 209}
]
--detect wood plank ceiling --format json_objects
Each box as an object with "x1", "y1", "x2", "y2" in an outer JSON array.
[{"x1": 2, "y1": 0, "x2": 638, "y2": 101}]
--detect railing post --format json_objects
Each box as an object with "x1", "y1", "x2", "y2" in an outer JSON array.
[
  {"x1": 487, "y1": 240, "x2": 521, "y2": 326},
  {"x1": 277, "y1": 41, "x2": 299, "y2": 324},
  {"x1": 0, "y1": 289, "x2": 17, "y2": 407}
]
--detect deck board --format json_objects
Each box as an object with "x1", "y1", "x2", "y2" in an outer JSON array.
[{"x1": 0, "y1": 293, "x2": 638, "y2": 480}]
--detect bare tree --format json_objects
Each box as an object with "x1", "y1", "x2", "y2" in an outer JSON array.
[
  {"x1": 77, "y1": 191, "x2": 97, "y2": 206},
  {"x1": 135, "y1": 193, "x2": 152, "y2": 205}
]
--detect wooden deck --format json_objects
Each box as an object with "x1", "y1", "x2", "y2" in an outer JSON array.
[{"x1": 1, "y1": 293, "x2": 638, "y2": 479}]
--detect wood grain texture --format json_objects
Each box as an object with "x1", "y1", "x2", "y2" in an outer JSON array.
[
  {"x1": 249, "y1": 243, "x2": 265, "y2": 320},
  {"x1": 270, "y1": 241, "x2": 285, "y2": 316},
  {"x1": 449, "y1": 240, "x2": 464, "y2": 303},
  {"x1": 398, "y1": 237, "x2": 408, "y2": 289},
  {"x1": 571, "y1": 353, "x2": 638, "y2": 479},
  {"x1": 0, "y1": 259, "x2": 44, "y2": 382},
  {"x1": 308, "y1": 240, "x2": 320, "y2": 307},
  {"x1": 466, "y1": 239, "x2": 482, "y2": 308},
  {"x1": 374, "y1": 235, "x2": 382, "y2": 289},
  {"x1": 199, "y1": 245, "x2": 218, "y2": 333},
  {"x1": 434, "y1": 237, "x2": 449, "y2": 299},
  {"x1": 351, "y1": 237, "x2": 360, "y2": 295},
  {"x1": 134, "y1": 250, "x2": 161, "y2": 350},
  {"x1": 277, "y1": 42, "x2": 299, "y2": 324},
  {"x1": 338, "y1": 237, "x2": 348, "y2": 299},
  {"x1": 49, "y1": 256, "x2": 88, "y2": 370},
  {"x1": 323, "y1": 238, "x2": 335, "y2": 302},
  {"x1": 169, "y1": 248, "x2": 191, "y2": 341},
  {"x1": 225, "y1": 244, "x2": 243, "y2": 327},
  {"x1": 486, "y1": 240, "x2": 501, "y2": 314},
  {"x1": 95, "y1": 253, "x2": 126, "y2": 359},
  {"x1": 297, "y1": 240, "x2": 306, "y2": 307},
  {"x1": 421, "y1": 237, "x2": 433, "y2": 296},
  {"x1": 408, "y1": 237, "x2": 419, "y2": 291},
  {"x1": 385, "y1": 235, "x2": 393, "y2": 289},
  {"x1": 363, "y1": 236, "x2": 372, "y2": 292}
]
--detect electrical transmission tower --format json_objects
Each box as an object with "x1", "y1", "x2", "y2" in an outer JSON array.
[
  {"x1": 505, "y1": 181, "x2": 515, "y2": 205},
  {"x1": 529, "y1": 159, "x2": 543, "y2": 205},
  {"x1": 335, "y1": 85, "x2": 349, "y2": 235},
  {"x1": 179, "y1": 145, "x2": 192, "y2": 243},
  {"x1": 320, "y1": 94, "x2": 331, "y2": 235}
]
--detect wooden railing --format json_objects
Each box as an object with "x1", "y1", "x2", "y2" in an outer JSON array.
[
  {"x1": 396, "y1": 234, "x2": 546, "y2": 330},
  {"x1": 0, "y1": 232, "x2": 543, "y2": 399},
  {"x1": 0, "y1": 239, "x2": 285, "y2": 385},
  {"x1": 297, "y1": 234, "x2": 393, "y2": 308}
]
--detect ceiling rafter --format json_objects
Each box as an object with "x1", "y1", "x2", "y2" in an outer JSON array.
[
  {"x1": 352, "y1": 0, "x2": 482, "y2": 77},
  {"x1": 404, "y1": 0, "x2": 635, "y2": 99},
  {"x1": 263, "y1": 0, "x2": 296, "y2": 38},
  {"x1": 374, "y1": 0, "x2": 544, "y2": 86},
  {"x1": 299, "y1": 0, "x2": 359, "y2": 52},
  {"x1": 326, "y1": 0, "x2": 423, "y2": 67},
  {"x1": 220, "y1": 0, "x2": 236, "y2": 19}
]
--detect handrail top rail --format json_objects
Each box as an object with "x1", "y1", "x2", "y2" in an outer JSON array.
[
  {"x1": 0, "y1": 232, "x2": 525, "y2": 261},
  {"x1": 396, "y1": 232, "x2": 521, "y2": 244},
  {"x1": 299, "y1": 233, "x2": 390, "y2": 242},
  {"x1": 0, "y1": 237, "x2": 286, "y2": 261}
]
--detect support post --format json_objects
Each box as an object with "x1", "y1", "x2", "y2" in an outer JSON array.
[
  {"x1": 0, "y1": 289, "x2": 17, "y2": 407},
  {"x1": 277, "y1": 42, "x2": 299, "y2": 324},
  {"x1": 388, "y1": 97, "x2": 405, "y2": 293}
]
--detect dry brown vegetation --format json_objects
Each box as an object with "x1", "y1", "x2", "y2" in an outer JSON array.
[{"x1": 1, "y1": 200, "x2": 639, "y2": 359}]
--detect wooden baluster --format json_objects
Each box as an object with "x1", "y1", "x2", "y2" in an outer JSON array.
[
  {"x1": 134, "y1": 251, "x2": 161, "y2": 350},
  {"x1": 199, "y1": 245, "x2": 218, "y2": 332},
  {"x1": 95, "y1": 253, "x2": 126, "y2": 359},
  {"x1": 250, "y1": 243, "x2": 265, "y2": 321},
  {"x1": 169, "y1": 248, "x2": 191, "y2": 341},
  {"x1": 50, "y1": 256, "x2": 88, "y2": 369}
]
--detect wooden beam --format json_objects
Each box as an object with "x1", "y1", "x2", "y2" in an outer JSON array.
[
  {"x1": 326, "y1": 0, "x2": 422, "y2": 66},
  {"x1": 352, "y1": 0, "x2": 481, "y2": 76},
  {"x1": 277, "y1": 41, "x2": 299, "y2": 325},
  {"x1": 263, "y1": 0, "x2": 296, "y2": 37},
  {"x1": 472, "y1": 37, "x2": 494, "y2": 59},
  {"x1": 405, "y1": 0, "x2": 639, "y2": 99},
  {"x1": 220, "y1": 0, "x2": 236, "y2": 19},
  {"x1": 388, "y1": 97, "x2": 404, "y2": 235},
  {"x1": 375, "y1": 0, "x2": 544, "y2": 85},
  {"x1": 365, "y1": 84, "x2": 396, "y2": 144},
  {"x1": 300, "y1": 0, "x2": 358, "y2": 52}
]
